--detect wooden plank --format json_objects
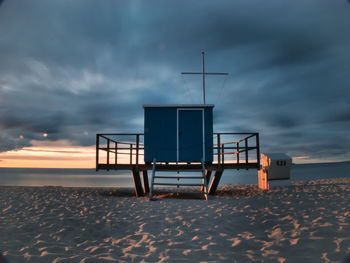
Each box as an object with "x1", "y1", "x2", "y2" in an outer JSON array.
[
  {"x1": 201, "y1": 159, "x2": 208, "y2": 199},
  {"x1": 96, "y1": 135, "x2": 99, "y2": 171},
  {"x1": 130, "y1": 144, "x2": 133, "y2": 165},
  {"x1": 153, "y1": 183, "x2": 204, "y2": 186},
  {"x1": 99, "y1": 147, "x2": 145, "y2": 151},
  {"x1": 142, "y1": 170, "x2": 149, "y2": 194},
  {"x1": 256, "y1": 133, "x2": 260, "y2": 167},
  {"x1": 202, "y1": 170, "x2": 212, "y2": 192},
  {"x1": 136, "y1": 134, "x2": 139, "y2": 165},
  {"x1": 208, "y1": 170, "x2": 223, "y2": 195},
  {"x1": 98, "y1": 162, "x2": 260, "y2": 171},
  {"x1": 155, "y1": 176, "x2": 203, "y2": 179},
  {"x1": 149, "y1": 159, "x2": 156, "y2": 201},
  {"x1": 100, "y1": 133, "x2": 143, "y2": 136},
  {"x1": 212, "y1": 146, "x2": 255, "y2": 151},
  {"x1": 217, "y1": 134, "x2": 221, "y2": 166},
  {"x1": 245, "y1": 139, "x2": 248, "y2": 164},
  {"x1": 236, "y1": 142, "x2": 239, "y2": 167},
  {"x1": 213, "y1": 132, "x2": 256, "y2": 135},
  {"x1": 222, "y1": 144, "x2": 225, "y2": 164},
  {"x1": 115, "y1": 142, "x2": 118, "y2": 165},
  {"x1": 205, "y1": 170, "x2": 212, "y2": 186},
  {"x1": 107, "y1": 139, "x2": 110, "y2": 171},
  {"x1": 132, "y1": 168, "x2": 144, "y2": 197}
]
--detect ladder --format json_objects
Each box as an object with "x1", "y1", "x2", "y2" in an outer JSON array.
[{"x1": 149, "y1": 158, "x2": 209, "y2": 200}]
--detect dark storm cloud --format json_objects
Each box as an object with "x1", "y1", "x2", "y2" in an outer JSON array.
[
  {"x1": 322, "y1": 110, "x2": 350, "y2": 125},
  {"x1": 0, "y1": 0, "x2": 349, "y2": 162},
  {"x1": 266, "y1": 115, "x2": 301, "y2": 129}
]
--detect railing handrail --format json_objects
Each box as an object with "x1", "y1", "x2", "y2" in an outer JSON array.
[
  {"x1": 213, "y1": 132, "x2": 258, "y2": 135},
  {"x1": 99, "y1": 134, "x2": 144, "y2": 145}
]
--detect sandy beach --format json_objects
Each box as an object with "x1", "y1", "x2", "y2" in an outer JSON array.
[{"x1": 0, "y1": 178, "x2": 349, "y2": 263}]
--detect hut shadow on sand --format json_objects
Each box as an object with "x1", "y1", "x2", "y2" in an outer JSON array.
[
  {"x1": 98, "y1": 188, "x2": 206, "y2": 200},
  {"x1": 97, "y1": 185, "x2": 264, "y2": 199}
]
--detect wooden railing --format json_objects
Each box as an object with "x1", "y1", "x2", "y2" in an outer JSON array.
[
  {"x1": 96, "y1": 133, "x2": 144, "y2": 170},
  {"x1": 96, "y1": 132, "x2": 260, "y2": 170},
  {"x1": 213, "y1": 132, "x2": 260, "y2": 167}
]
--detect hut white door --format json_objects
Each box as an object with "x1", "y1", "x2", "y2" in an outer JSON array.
[{"x1": 177, "y1": 109, "x2": 204, "y2": 162}]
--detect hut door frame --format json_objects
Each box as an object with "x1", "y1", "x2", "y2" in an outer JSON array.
[{"x1": 176, "y1": 108, "x2": 205, "y2": 163}]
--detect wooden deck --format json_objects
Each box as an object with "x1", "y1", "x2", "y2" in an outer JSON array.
[
  {"x1": 97, "y1": 162, "x2": 259, "y2": 171},
  {"x1": 96, "y1": 132, "x2": 260, "y2": 197}
]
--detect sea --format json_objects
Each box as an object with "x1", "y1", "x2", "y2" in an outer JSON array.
[{"x1": 0, "y1": 161, "x2": 349, "y2": 188}]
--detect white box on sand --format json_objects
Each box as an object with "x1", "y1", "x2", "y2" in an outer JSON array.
[{"x1": 258, "y1": 153, "x2": 292, "y2": 190}]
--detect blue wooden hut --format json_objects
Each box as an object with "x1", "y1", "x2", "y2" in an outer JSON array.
[
  {"x1": 143, "y1": 104, "x2": 214, "y2": 163},
  {"x1": 96, "y1": 105, "x2": 260, "y2": 199}
]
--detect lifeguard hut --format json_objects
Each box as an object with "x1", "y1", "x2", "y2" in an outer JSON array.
[{"x1": 96, "y1": 52, "x2": 260, "y2": 199}]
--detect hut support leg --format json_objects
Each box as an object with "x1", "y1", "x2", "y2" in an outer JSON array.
[
  {"x1": 142, "y1": 170, "x2": 149, "y2": 194},
  {"x1": 149, "y1": 158, "x2": 156, "y2": 201},
  {"x1": 132, "y1": 168, "x2": 144, "y2": 197},
  {"x1": 201, "y1": 159, "x2": 208, "y2": 200},
  {"x1": 202, "y1": 170, "x2": 212, "y2": 192},
  {"x1": 208, "y1": 170, "x2": 224, "y2": 195}
]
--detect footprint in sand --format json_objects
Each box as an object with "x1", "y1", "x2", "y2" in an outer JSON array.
[
  {"x1": 228, "y1": 237, "x2": 241, "y2": 247},
  {"x1": 289, "y1": 238, "x2": 299, "y2": 246}
]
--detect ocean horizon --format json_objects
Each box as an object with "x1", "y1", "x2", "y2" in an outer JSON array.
[{"x1": 0, "y1": 161, "x2": 349, "y2": 188}]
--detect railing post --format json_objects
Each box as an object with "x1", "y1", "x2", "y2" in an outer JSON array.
[
  {"x1": 245, "y1": 138, "x2": 248, "y2": 164},
  {"x1": 107, "y1": 139, "x2": 110, "y2": 171},
  {"x1": 96, "y1": 134, "x2": 99, "y2": 171},
  {"x1": 136, "y1": 134, "x2": 139, "y2": 166},
  {"x1": 217, "y1": 134, "x2": 221, "y2": 167},
  {"x1": 222, "y1": 144, "x2": 225, "y2": 164},
  {"x1": 130, "y1": 143, "x2": 133, "y2": 165},
  {"x1": 236, "y1": 142, "x2": 239, "y2": 165},
  {"x1": 256, "y1": 133, "x2": 260, "y2": 168},
  {"x1": 115, "y1": 142, "x2": 118, "y2": 165}
]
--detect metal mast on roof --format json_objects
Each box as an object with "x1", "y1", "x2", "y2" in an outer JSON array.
[{"x1": 181, "y1": 51, "x2": 228, "y2": 104}]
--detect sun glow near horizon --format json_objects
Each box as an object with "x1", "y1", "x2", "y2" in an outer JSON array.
[{"x1": 0, "y1": 140, "x2": 96, "y2": 168}]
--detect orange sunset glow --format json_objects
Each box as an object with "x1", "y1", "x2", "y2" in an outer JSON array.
[
  {"x1": 0, "y1": 139, "x2": 139, "y2": 168},
  {"x1": 0, "y1": 140, "x2": 95, "y2": 168}
]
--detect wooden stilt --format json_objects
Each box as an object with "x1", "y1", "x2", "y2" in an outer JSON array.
[
  {"x1": 132, "y1": 168, "x2": 144, "y2": 197},
  {"x1": 205, "y1": 170, "x2": 212, "y2": 187},
  {"x1": 142, "y1": 170, "x2": 149, "y2": 193},
  {"x1": 96, "y1": 134, "x2": 99, "y2": 171},
  {"x1": 201, "y1": 170, "x2": 212, "y2": 192},
  {"x1": 208, "y1": 170, "x2": 223, "y2": 195},
  {"x1": 201, "y1": 159, "x2": 208, "y2": 200},
  {"x1": 149, "y1": 158, "x2": 157, "y2": 201}
]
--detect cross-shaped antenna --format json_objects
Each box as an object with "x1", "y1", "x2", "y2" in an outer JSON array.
[{"x1": 181, "y1": 51, "x2": 228, "y2": 104}]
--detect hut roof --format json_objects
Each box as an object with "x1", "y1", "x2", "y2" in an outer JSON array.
[{"x1": 143, "y1": 104, "x2": 215, "y2": 108}]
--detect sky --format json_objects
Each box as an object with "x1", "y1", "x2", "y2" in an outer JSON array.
[{"x1": 0, "y1": 0, "x2": 349, "y2": 168}]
